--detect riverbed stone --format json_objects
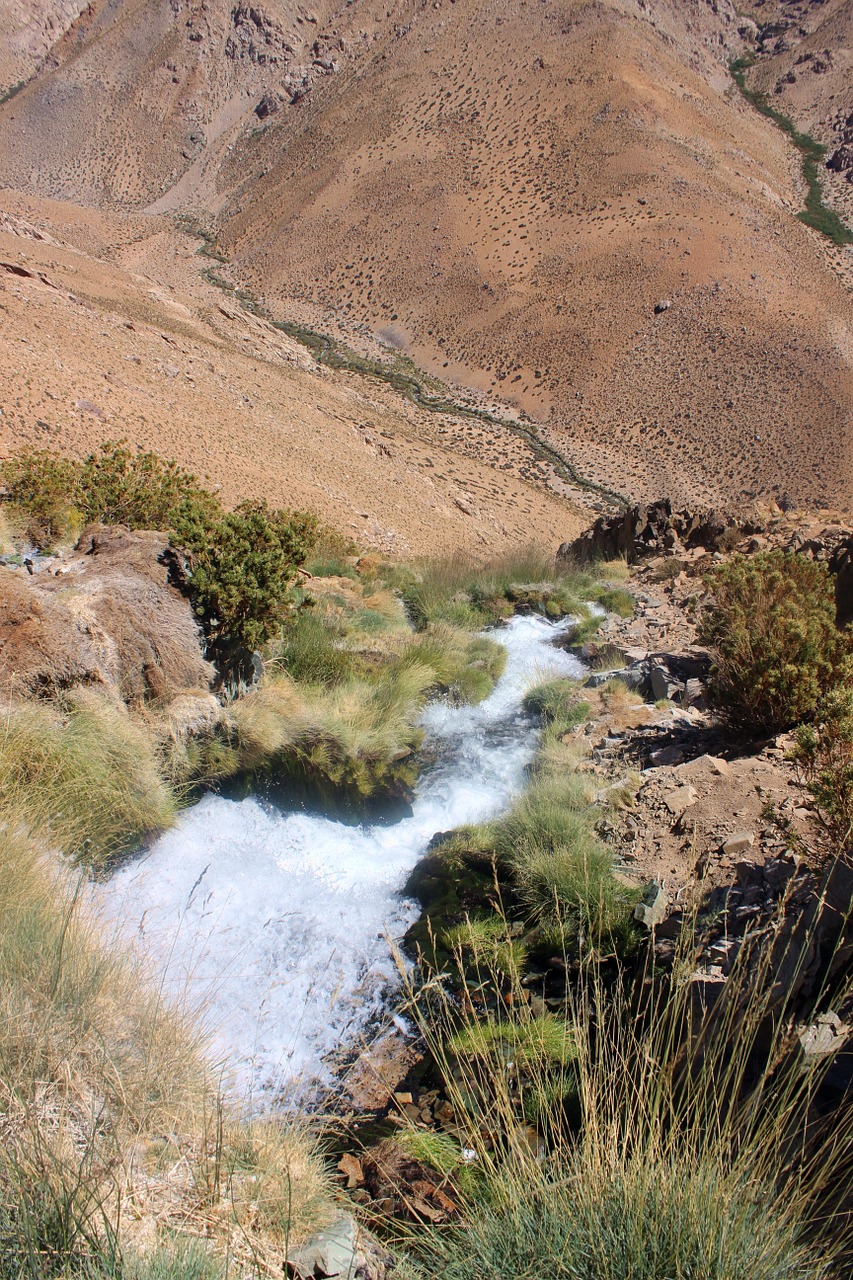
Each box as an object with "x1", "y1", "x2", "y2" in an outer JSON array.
[
  {"x1": 662, "y1": 784, "x2": 697, "y2": 818},
  {"x1": 634, "y1": 881, "x2": 668, "y2": 929},
  {"x1": 721, "y1": 830, "x2": 755, "y2": 856},
  {"x1": 287, "y1": 1214, "x2": 359, "y2": 1278}
]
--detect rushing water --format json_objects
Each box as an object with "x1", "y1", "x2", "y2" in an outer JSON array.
[{"x1": 93, "y1": 615, "x2": 585, "y2": 1105}]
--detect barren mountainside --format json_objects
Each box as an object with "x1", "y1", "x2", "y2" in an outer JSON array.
[{"x1": 0, "y1": 0, "x2": 851, "y2": 523}]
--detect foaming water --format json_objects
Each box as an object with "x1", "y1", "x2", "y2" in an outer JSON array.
[{"x1": 92, "y1": 615, "x2": 584, "y2": 1104}]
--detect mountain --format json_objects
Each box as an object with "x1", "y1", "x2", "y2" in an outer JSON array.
[
  {"x1": 744, "y1": 0, "x2": 853, "y2": 232},
  {"x1": 0, "y1": 0, "x2": 851, "y2": 525}
]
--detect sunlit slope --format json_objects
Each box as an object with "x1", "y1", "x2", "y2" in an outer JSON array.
[
  {"x1": 0, "y1": 0, "x2": 850, "y2": 510},
  {"x1": 0, "y1": 193, "x2": 584, "y2": 554},
  {"x1": 216, "y1": 0, "x2": 853, "y2": 509}
]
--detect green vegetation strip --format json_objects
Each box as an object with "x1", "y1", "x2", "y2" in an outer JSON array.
[
  {"x1": 190, "y1": 242, "x2": 627, "y2": 511},
  {"x1": 730, "y1": 55, "x2": 853, "y2": 247}
]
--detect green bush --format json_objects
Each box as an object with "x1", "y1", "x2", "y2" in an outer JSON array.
[
  {"x1": 76, "y1": 441, "x2": 219, "y2": 534},
  {"x1": 793, "y1": 686, "x2": 853, "y2": 846},
  {"x1": 0, "y1": 443, "x2": 220, "y2": 548},
  {"x1": 0, "y1": 445, "x2": 316, "y2": 658},
  {"x1": 0, "y1": 450, "x2": 80, "y2": 547},
  {"x1": 184, "y1": 500, "x2": 316, "y2": 654},
  {"x1": 700, "y1": 552, "x2": 852, "y2": 736}
]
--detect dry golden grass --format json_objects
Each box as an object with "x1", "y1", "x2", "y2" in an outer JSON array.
[
  {"x1": 0, "y1": 689, "x2": 178, "y2": 864},
  {"x1": 0, "y1": 825, "x2": 336, "y2": 1278}
]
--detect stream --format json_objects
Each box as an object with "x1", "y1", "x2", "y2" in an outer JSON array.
[{"x1": 93, "y1": 615, "x2": 585, "y2": 1106}]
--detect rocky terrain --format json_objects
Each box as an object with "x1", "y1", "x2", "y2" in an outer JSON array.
[
  {"x1": 745, "y1": 0, "x2": 853, "y2": 228},
  {"x1": 0, "y1": 524, "x2": 214, "y2": 704},
  {"x1": 323, "y1": 510, "x2": 853, "y2": 1233}
]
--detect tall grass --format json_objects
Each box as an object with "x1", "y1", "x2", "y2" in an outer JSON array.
[
  {"x1": 0, "y1": 827, "x2": 335, "y2": 1278},
  {"x1": 393, "y1": 896, "x2": 853, "y2": 1279},
  {"x1": 420, "y1": 677, "x2": 640, "y2": 960},
  {"x1": 398, "y1": 549, "x2": 631, "y2": 632},
  {"x1": 399, "y1": 624, "x2": 507, "y2": 704},
  {"x1": 0, "y1": 691, "x2": 177, "y2": 864},
  {"x1": 226, "y1": 660, "x2": 435, "y2": 796}
]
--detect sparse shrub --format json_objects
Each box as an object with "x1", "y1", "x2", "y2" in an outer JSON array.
[
  {"x1": 700, "y1": 552, "x2": 852, "y2": 736},
  {"x1": 793, "y1": 686, "x2": 853, "y2": 846}
]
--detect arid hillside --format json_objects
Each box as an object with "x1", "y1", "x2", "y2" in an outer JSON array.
[
  {"x1": 0, "y1": 193, "x2": 586, "y2": 554},
  {"x1": 745, "y1": 0, "x2": 853, "y2": 227},
  {"x1": 0, "y1": 0, "x2": 851, "y2": 516},
  {"x1": 212, "y1": 0, "x2": 853, "y2": 511}
]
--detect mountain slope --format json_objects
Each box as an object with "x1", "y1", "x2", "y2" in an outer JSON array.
[
  {"x1": 0, "y1": 194, "x2": 585, "y2": 554},
  {"x1": 0, "y1": 0, "x2": 850, "y2": 515},
  {"x1": 214, "y1": 0, "x2": 853, "y2": 509}
]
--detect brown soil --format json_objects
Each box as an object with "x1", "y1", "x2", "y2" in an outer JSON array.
[{"x1": 0, "y1": 525, "x2": 214, "y2": 704}]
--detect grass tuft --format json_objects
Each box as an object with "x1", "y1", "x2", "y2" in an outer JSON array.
[{"x1": 0, "y1": 691, "x2": 177, "y2": 864}]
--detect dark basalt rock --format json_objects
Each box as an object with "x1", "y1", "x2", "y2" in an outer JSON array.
[{"x1": 557, "y1": 499, "x2": 752, "y2": 566}]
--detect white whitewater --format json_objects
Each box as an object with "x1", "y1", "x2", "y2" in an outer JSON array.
[{"x1": 93, "y1": 615, "x2": 584, "y2": 1105}]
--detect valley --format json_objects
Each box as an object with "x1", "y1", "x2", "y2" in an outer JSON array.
[
  {"x1": 1, "y1": 0, "x2": 853, "y2": 1274},
  {"x1": 0, "y1": 0, "x2": 850, "y2": 520}
]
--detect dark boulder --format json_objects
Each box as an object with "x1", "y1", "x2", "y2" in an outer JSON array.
[
  {"x1": 557, "y1": 500, "x2": 748, "y2": 566},
  {"x1": 830, "y1": 537, "x2": 853, "y2": 628}
]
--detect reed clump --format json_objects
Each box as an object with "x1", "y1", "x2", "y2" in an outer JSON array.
[
  {"x1": 0, "y1": 690, "x2": 177, "y2": 864},
  {"x1": 395, "y1": 548, "x2": 631, "y2": 633},
  {"x1": 392, "y1": 897, "x2": 853, "y2": 1280}
]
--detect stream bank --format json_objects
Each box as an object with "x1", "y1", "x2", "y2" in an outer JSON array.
[{"x1": 91, "y1": 614, "x2": 588, "y2": 1106}]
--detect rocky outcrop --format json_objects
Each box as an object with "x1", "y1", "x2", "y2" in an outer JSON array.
[
  {"x1": 557, "y1": 499, "x2": 750, "y2": 566},
  {"x1": 830, "y1": 537, "x2": 853, "y2": 628},
  {"x1": 0, "y1": 525, "x2": 213, "y2": 704}
]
